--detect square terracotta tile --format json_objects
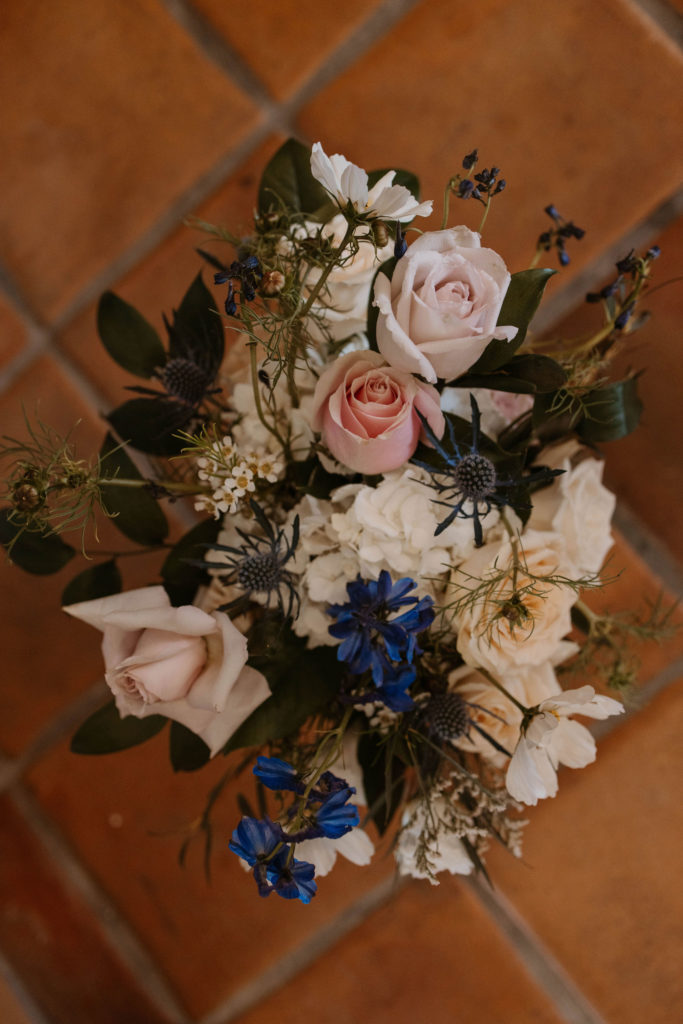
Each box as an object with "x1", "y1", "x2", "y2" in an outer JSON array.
[
  {"x1": 0, "y1": 793, "x2": 171, "y2": 1024},
  {"x1": 488, "y1": 681, "x2": 683, "y2": 1024},
  {"x1": 0, "y1": 970, "x2": 32, "y2": 1024},
  {"x1": 0, "y1": 0, "x2": 259, "y2": 322},
  {"x1": 27, "y1": 734, "x2": 394, "y2": 1019},
  {"x1": 236, "y1": 877, "x2": 565, "y2": 1024},
  {"x1": 192, "y1": 0, "x2": 385, "y2": 100},
  {"x1": 57, "y1": 136, "x2": 284, "y2": 407},
  {"x1": 297, "y1": 0, "x2": 683, "y2": 283}
]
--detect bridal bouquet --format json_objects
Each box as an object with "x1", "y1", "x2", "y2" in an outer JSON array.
[{"x1": 1, "y1": 139, "x2": 669, "y2": 904}]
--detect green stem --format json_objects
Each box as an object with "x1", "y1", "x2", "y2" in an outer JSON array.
[
  {"x1": 528, "y1": 247, "x2": 542, "y2": 270},
  {"x1": 441, "y1": 179, "x2": 455, "y2": 230},
  {"x1": 247, "y1": 342, "x2": 289, "y2": 454},
  {"x1": 298, "y1": 221, "x2": 356, "y2": 321},
  {"x1": 477, "y1": 194, "x2": 493, "y2": 234},
  {"x1": 97, "y1": 477, "x2": 203, "y2": 495}
]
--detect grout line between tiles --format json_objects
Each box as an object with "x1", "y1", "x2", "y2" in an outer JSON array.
[
  {"x1": 198, "y1": 874, "x2": 403, "y2": 1024},
  {"x1": 467, "y1": 877, "x2": 608, "y2": 1024},
  {"x1": 0, "y1": 948, "x2": 50, "y2": 1024},
  {"x1": 0, "y1": 681, "x2": 108, "y2": 794},
  {"x1": 629, "y1": 0, "x2": 683, "y2": 45},
  {"x1": 9, "y1": 784, "x2": 192, "y2": 1024}
]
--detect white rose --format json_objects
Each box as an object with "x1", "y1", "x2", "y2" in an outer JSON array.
[
  {"x1": 306, "y1": 214, "x2": 393, "y2": 341},
  {"x1": 448, "y1": 661, "x2": 562, "y2": 768},
  {"x1": 64, "y1": 587, "x2": 270, "y2": 755},
  {"x1": 374, "y1": 227, "x2": 517, "y2": 383},
  {"x1": 529, "y1": 445, "x2": 616, "y2": 576},
  {"x1": 453, "y1": 530, "x2": 577, "y2": 676}
]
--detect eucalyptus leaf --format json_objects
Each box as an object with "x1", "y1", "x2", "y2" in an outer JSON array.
[
  {"x1": 70, "y1": 700, "x2": 167, "y2": 755},
  {"x1": 358, "y1": 732, "x2": 405, "y2": 835},
  {"x1": 366, "y1": 257, "x2": 397, "y2": 351},
  {"x1": 171, "y1": 273, "x2": 224, "y2": 371},
  {"x1": 62, "y1": 559, "x2": 122, "y2": 605},
  {"x1": 0, "y1": 509, "x2": 75, "y2": 574},
  {"x1": 224, "y1": 645, "x2": 342, "y2": 753},
  {"x1": 169, "y1": 721, "x2": 211, "y2": 772},
  {"x1": 107, "y1": 397, "x2": 191, "y2": 456},
  {"x1": 578, "y1": 377, "x2": 643, "y2": 442},
  {"x1": 99, "y1": 433, "x2": 168, "y2": 545},
  {"x1": 161, "y1": 517, "x2": 222, "y2": 606},
  {"x1": 258, "y1": 138, "x2": 329, "y2": 216},
  {"x1": 470, "y1": 268, "x2": 556, "y2": 373},
  {"x1": 456, "y1": 354, "x2": 567, "y2": 394},
  {"x1": 97, "y1": 292, "x2": 166, "y2": 379}
]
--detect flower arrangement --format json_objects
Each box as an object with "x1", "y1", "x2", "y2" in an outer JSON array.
[{"x1": 1, "y1": 139, "x2": 672, "y2": 904}]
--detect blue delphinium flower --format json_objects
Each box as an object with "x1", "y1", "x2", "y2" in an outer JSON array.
[
  {"x1": 315, "y1": 788, "x2": 361, "y2": 839},
  {"x1": 229, "y1": 816, "x2": 317, "y2": 903},
  {"x1": 327, "y1": 570, "x2": 434, "y2": 685},
  {"x1": 348, "y1": 664, "x2": 417, "y2": 712},
  {"x1": 253, "y1": 756, "x2": 304, "y2": 794}
]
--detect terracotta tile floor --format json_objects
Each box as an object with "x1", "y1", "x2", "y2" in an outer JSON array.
[{"x1": 1, "y1": 2, "x2": 682, "y2": 1021}]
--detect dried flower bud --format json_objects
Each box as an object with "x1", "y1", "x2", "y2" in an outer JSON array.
[
  {"x1": 260, "y1": 270, "x2": 285, "y2": 297},
  {"x1": 12, "y1": 483, "x2": 44, "y2": 511},
  {"x1": 372, "y1": 220, "x2": 389, "y2": 247}
]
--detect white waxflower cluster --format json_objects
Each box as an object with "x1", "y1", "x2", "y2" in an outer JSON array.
[{"x1": 194, "y1": 435, "x2": 282, "y2": 519}]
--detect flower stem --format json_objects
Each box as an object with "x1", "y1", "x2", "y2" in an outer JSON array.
[
  {"x1": 477, "y1": 667, "x2": 530, "y2": 714},
  {"x1": 247, "y1": 342, "x2": 289, "y2": 454}
]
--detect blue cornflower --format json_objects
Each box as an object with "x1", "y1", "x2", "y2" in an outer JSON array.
[
  {"x1": 413, "y1": 395, "x2": 524, "y2": 547},
  {"x1": 327, "y1": 570, "x2": 434, "y2": 685},
  {"x1": 253, "y1": 756, "x2": 304, "y2": 794}
]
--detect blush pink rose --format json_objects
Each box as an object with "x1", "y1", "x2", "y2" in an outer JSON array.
[
  {"x1": 64, "y1": 586, "x2": 270, "y2": 755},
  {"x1": 311, "y1": 350, "x2": 444, "y2": 474},
  {"x1": 373, "y1": 226, "x2": 517, "y2": 384}
]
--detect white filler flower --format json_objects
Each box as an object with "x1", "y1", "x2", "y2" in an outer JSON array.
[
  {"x1": 310, "y1": 142, "x2": 433, "y2": 221},
  {"x1": 506, "y1": 685, "x2": 624, "y2": 805}
]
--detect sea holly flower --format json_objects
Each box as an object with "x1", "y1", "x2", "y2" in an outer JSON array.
[
  {"x1": 310, "y1": 142, "x2": 433, "y2": 222},
  {"x1": 505, "y1": 686, "x2": 624, "y2": 806}
]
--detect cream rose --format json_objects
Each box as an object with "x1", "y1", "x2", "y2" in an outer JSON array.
[
  {"x1": 306, "y1": 214, "x2": 394, "y2": 341},
  {"x1": 64, "y1": 586, "x2": 270, "y2": 755},
  {"x1": 453, "y1": 530, "x2": 577, "y2": 676},
  {"x1": 311, "y1": 350, "x2": 444, "y2": 474},
  {"x1": 374, "y1": 226, "x2": 517, "y2": 383},
  {"x1": 529, "y1": 443, "x2": 616, "y2": 576}
]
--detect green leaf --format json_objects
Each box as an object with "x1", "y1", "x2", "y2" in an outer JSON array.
[
  {"x1": 0, "y1": 509, "x2": 76, "y2": 574},
  {"x1": 358, "y1": 732, "x2": 406, "y2": 836},
  {"x1": 171, "y1": 273, "x2": 224, "y2": 371},
  {"x1": 287, "y1": 456, "x2": 350, "y2": 501},
  {"x1": 366, "y1": 257, "x2": 397, "y2": 352},
  {"x1": 70, "y1": 700, "x2": 167, "y2": 755},
  {"x1": 577, "y1": 377, "x2": 643, "y2": 442},
  {"x1": 97, "y1": 292, "x2": 166, "y2": 379},
  {"x1": 62, "y1": 559, "x2": 122, "y2": 605},
  {"x1": 470, "y1": 269, "x2": 557, "y2": 373},
  {"x1": 169, "y1": 722, "x2": 211, "y2": 772},
  {"x1": 99, "y1": 433, "x2": 168, "y2": 545},
  {"x1": 224, "y1": 642, "x2": 342, "y2": 753},
  {"x1": 258, "y1": 138, "x2": 330, "y2": 216},
  {"x1": 161, "y1": 517, "x2": 222, "y2": 606},
  {"x1": 367, "y1": 168, "x2": 421, "y2": 201},
  {"x1": 456, "y1": 353, "x2": 567, "y2": 394},
  {"x1": 107, "y1": 398, "x2": 190, "y2": 456}
]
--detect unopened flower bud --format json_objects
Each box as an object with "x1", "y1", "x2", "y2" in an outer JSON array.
[
  {"x1": 260, "y1": 270, "x2": 285, "y2": 296},
  {"x1": 372, "y1": 220, "x2": 389, "y2": 247},
  {"x1": 13, "y1": 483, "x2": 43, "y2": 511}
]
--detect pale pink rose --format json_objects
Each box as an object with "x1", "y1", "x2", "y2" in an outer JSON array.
[
  {"x1": 64, "y1": 586, "x2": 270, "y2": 755},
  {"x1": 311, "y1": 350, "x2": 444, "y2": 474},
  {"x1": 374, "y1": 226, "x2": 517, "y2": 383}
]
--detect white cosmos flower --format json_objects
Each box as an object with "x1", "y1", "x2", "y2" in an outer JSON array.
[
  {"x1": 505, "y1": 685, "x2": 624, "y2": 806},
  {"x1": 310, "y1": 142, "x2": 433, "y2": 222}
]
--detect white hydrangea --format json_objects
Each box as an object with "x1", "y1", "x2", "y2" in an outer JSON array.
[{"x1": 289, "y1": 468, "x2": 506, "y2": 648}]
